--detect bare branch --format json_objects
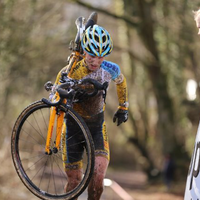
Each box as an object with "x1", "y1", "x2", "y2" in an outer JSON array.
[{"x1": 71, "y1": 0, "x2": 139, "y2": 28}]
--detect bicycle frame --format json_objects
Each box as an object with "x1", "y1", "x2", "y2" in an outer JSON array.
[{"x1": 45, "y1": 51, "x2": 82, "y2": 155}]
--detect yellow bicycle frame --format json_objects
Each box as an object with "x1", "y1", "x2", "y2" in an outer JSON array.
[{"x1": 45, "y1": 51, "x2": 82, "y2": 155}]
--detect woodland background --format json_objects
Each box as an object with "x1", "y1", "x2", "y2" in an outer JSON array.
[{"x1": 1, "y1": 0, "x2": 200, "y2": 199}]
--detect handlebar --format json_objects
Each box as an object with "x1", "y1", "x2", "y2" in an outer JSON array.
[
  {"x1": 42, "y1": 97, "x2": 63, "y2": 107},
  {"x1": 42, "y1": 78, "x2": 108, "y2": 107},
  {"x1": 57, "y1": 78, "x2": 108, "y2": 98}
]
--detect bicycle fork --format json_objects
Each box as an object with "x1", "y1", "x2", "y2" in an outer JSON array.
[
  {"x1": 45, "y1": 51, "x2": 81, "y2": 155},
  {"x1": 45, "y1": 92, "x2": 66, "y2": 155},
  {"x1": 45, "y1": 106, "x2": 65, "y2": 155}
]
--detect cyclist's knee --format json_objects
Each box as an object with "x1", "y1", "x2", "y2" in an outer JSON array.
[{"x1": 93, "y1": 156, "x2": 109, "y2": 175}]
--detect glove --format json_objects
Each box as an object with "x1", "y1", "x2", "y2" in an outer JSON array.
[{"x1": 113, "y1": 109, "x2": 128, "y2": 126}]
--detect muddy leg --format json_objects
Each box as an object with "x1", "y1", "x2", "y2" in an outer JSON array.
[{"x1": 88, "y1": 156, "x2": 109, "y2": 200}]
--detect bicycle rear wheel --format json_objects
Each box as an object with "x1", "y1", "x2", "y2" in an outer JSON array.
[{"x1": 11, "y1": 100, "x2": 94, "y2": 200}]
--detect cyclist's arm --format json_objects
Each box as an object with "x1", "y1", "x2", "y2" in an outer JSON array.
[
  {"x1": 101, "y1": 61, "x2": 129, "y2": 110},
  {"x1": 114, "y1": 74, "x2": 129, "y2": 110},
  {"x1": 102, "y1": 61, "x2": 129, "y2": 110}
]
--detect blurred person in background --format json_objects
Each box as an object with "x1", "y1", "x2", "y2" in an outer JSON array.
[
  {"x1": 163, "y1": 153, "x2": 175, "y2": 191},
  {"x1": 193, "y1": 9, "x2": 200, "y2": 34}
]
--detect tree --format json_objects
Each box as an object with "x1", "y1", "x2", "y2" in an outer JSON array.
[{"x1": 72, "y1": 0, "x2": 200, "y2": 178}]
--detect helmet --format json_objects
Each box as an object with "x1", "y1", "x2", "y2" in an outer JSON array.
[{"x1": 81, "y1": 25, "x2": 113, "y2": 57}]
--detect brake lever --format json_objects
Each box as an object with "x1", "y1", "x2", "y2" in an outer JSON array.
[{"x1": 44, "y1": 81, "x2": 53, "y2": 91}]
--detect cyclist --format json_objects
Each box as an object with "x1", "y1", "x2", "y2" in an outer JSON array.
[
  {"x1": 194, "y1": 9, "x2": 200, "y2": 34},
  {"x1": 53, "y1": 24, "x2": 129, "y2": 199}
]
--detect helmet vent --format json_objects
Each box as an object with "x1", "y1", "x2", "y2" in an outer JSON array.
[{"x1": 81, "y1": 25, "x2": 113, "y2": 57}]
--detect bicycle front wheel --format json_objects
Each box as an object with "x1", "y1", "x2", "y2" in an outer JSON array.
[{"x1": 11, "y1": 100, "x2": 94, "y2": 200}]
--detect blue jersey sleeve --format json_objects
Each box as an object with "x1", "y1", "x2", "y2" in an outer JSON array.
[{"x1": 101, "y1": 61, "x2": 121, "y2": 80}]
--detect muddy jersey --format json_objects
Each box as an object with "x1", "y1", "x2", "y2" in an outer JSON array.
[{"x1": 54, "y1": 59, "x2": 128, "y2": 118}]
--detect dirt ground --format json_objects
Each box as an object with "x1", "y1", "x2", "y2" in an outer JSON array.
[
  {"x1": 128, "y1": 190, "x2": 183, "y2": 200},
  {"x1": 0, "y1": 148, "x2": 185, "y2": 200},
  {"x1": 106, "y1": 171, "x2": 184, "y2": 200},
  {"x1": 126, "y1": 183, "x2": 184, "y2": 200}
]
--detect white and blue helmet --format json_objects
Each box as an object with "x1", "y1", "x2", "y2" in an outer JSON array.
[{"x1": 81, "y1": 25, "x2": 113, "y2": 57}]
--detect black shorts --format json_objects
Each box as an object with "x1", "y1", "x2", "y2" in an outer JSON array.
[{"x1": 63, "y1": 112, "x2": 109, "y2": 170}]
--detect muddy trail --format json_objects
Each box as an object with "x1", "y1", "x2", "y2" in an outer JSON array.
[{"x1": 0, "y1": 148, "x2": 184, "y2": 200}]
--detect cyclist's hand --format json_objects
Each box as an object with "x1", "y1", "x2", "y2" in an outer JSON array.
[{"x1": 113, "y1": 109, "x2": 128, "y2": 126}]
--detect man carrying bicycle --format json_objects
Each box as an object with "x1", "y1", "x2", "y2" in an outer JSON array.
[{"x1": 54, "y1": 24, "x2": 129, "y2": 200}]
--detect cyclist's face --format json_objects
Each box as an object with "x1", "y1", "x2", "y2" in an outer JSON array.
[{"x1": 85, "y1": 52, "x2": 104, "y2": 71}]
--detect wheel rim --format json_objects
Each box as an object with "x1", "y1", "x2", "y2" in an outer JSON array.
[{"x1": 12, "y1": 102, "x2": 94, "y2": 199}]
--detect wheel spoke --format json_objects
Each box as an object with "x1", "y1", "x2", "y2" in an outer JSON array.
[{"x1": 24, "y1": 118, "x2": 46, "y2": 142}]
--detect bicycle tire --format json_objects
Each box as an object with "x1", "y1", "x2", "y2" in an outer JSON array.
[{"x1": 11, "y1": 100, "x2": 95, "y2": 200}]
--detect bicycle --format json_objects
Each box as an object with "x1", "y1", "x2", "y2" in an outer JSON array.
[{"x1": 11, "y1": 12, "x2": 103, "y2": 200}]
